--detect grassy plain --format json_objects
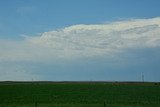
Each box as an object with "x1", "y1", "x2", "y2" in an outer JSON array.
[{"x1": 0, "y1": 82, "x2": 159, "y2": 107}]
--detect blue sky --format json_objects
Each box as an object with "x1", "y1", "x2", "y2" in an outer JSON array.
[
  {"x1": 0, "y1": 0, "x2": 160, "y2": 81},
  {"x1": 1, "y1": 0, "x2": 160, "y2": 39}
]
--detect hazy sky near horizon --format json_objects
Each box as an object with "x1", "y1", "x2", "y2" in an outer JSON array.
[{"x1": 0, "y1": 0, "x2": 160, "y2": 81}]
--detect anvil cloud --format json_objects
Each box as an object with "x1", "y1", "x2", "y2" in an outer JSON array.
[
  {"x1": 0, "y1": 17, "x2": 160, "y2": 81},
  {"x1": 1, "y1": 17, "x2": 160, "y2": 61},
  {"x1": 28, "y1": 17, "x2": 160, "y2": 59}
]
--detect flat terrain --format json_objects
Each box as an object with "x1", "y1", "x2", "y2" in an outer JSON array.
[{"x1": 0, "y1": 81, "x2": 160, "y2": 107}]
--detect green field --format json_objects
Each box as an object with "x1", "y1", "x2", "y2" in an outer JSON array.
[{"x1": 0, "y1": 82, "x2": 160, "y2": 107}]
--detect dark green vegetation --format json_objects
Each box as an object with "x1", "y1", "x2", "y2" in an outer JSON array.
[{"x1": 0, "y1": 82, "x2": 160, "y2": 107}]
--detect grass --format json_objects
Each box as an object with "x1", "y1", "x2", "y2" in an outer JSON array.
[{"x1": 0, "y1": 82, "x2": 160, "y2": 107}]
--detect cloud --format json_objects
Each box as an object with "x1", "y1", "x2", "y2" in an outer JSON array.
[
  {"x1": 0, "y1": 17, "x2": 160, "y2": 62},
  {"x1": 0, "y1": 62, "x2": 40, "y2": 81},
  {"x1": 0, "y1": 17, "x2": 160, "y2": 81},
  {"x1": 27, "y1": 17, "x2": 160, "y2": 59},
  {"x1": 17, "y1": 6, "x2": 37, "y2": 16}
]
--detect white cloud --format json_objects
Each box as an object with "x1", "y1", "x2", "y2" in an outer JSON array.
[
  {"x1": 0, "y1": 17, "x2": 160, "y2": 81},
  {"x1": 0, "y1": 17, "x2": 160, "y2": 62},
  {"x1": 27, "y1": 17, "x2": 160, "y2": 58}
]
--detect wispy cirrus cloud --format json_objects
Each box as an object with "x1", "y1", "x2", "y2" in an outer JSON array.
[
  {"x1": 0, "y1": 62, "x2": 40, "y2": 81},
  {"x1": 16, "y1": 6, "x2": 37, "y2": 16}
]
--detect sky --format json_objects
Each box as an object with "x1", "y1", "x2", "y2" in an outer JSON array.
[{"x1": 0, "y1": 0, "x2": 160, "y2": 81}]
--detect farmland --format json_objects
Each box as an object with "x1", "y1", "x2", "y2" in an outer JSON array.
[{"x1": 0, "y1": 82, "x2": 160, "y2": 107}]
